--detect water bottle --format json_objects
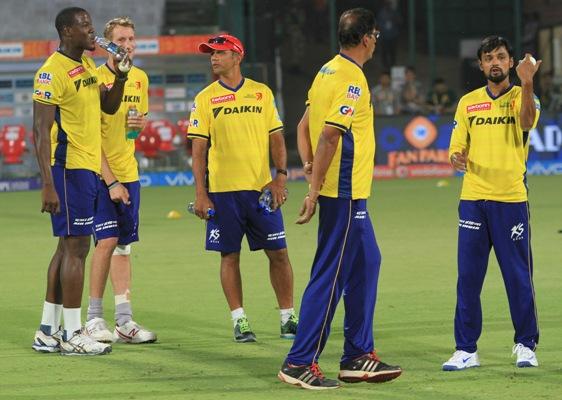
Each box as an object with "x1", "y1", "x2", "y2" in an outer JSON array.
[
  {"x1": 187, "y1": 202, "x2": 215, "y2": 218},
  {"x1": 258, "y1": 188, "x2": 288, "y2": 214},
  {"x1": 95, "y1": 36, "x2": 127, "y2": 60},
  {"x1": 126, "y1": 106, "x2": 140, "y2": 139}
]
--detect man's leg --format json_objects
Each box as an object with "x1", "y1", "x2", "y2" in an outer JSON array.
[
  {"x1": 488, "y1": 201, "x2": 539, "y2": 363},
  {"x1": 85, "y1": 237, "x2": 118, "y2": 343},
  {"x1": 453, "y1": 200, "x2": 492, "y2": 353},
  {"x1": 110, "y1": 252, "x2": 132, "y2": 324},
  {"x1": 59, "y1": 235, "x2": 91, "y2": 337},
  {"x1": 33, "y1": 239, "x2": 64, "y2": 353},
  {"x1": 89, "y1": 237, "x2": 119, "y2": 313},
  {"x1": 220, "y1": 251, "x2": 255, "y2": 342},
  {"x1": 338, "y1": 201, "x2": 401, "y2": 383},
  {"x1": 42, "y1": 238, "x2": 64, "y2": 331},
  {"x1": 220, "y1": 252, "x2": 243, "y2": 310},
  {"x1": 264, "y1": 248, "x2": 293, "y2": 309}
]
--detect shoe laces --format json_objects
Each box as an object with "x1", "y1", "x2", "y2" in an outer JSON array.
[
  {"x1": 309, "y1": 363, "x2": 325, "y2": 379},
  {"x1": 288, "y1": 314, "x2": 298, "y2": 324},
  {"x1": 237, "y1": 317, "x2": 251, "y2": 333},
  {"x1": 367, "y1": 351, "x2": 381, "y2": 362},
  {"x1": 512, "y1": 343, "x2": 533, "y2": 358}
]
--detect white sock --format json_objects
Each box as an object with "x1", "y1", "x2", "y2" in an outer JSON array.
[
  {"x1": 63, "y1": 307, "x2": 81, "y2": 339},
  {"x1": 280, "y1": 308, "x2": 295, "y2": 325},
  {"x1": 231, "y1": 307, "x2": 245, "y2": 327},
  {"x1": 40, "y1": 301, "x2": 62, "y2": 335}
]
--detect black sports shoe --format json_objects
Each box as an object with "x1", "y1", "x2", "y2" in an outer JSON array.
[
  {"x1": 338, "y1": 351, "x2": 402, "y2": 383},
  {"x1": 233, "y1": 317, "x2": 256, "y2": 343},
  {"x1": 278, "y1": 360, "x2": 341, "y2": 390}
]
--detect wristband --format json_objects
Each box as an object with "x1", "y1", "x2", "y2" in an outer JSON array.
[
  {"x1": 107, "y1": 180, "x2": 120, "y2": 190},
  {"x1": 276, "y1": 168, "x2": 288, "y2": 176}
]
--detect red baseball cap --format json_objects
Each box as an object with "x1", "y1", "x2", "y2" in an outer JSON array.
[{"x1": 198, "y1": 34, "x2": 245, "y2": 57}]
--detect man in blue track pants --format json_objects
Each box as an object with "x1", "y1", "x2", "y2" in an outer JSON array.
[
  {"x1": 277, "y1": 8, "x2": 402, "y2": 390},
  {"x1": 443, "y1": 35, "x2": 541, "y2": 371}
]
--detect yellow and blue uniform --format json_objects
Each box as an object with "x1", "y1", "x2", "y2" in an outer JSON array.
[
  {"x1": 448, "y1": 84, "x2": 541, "y2": 353},
  {"x1": 93, "y1": 64, "x2": 149, "y2": 245},
  {"x1": 33, "y1": 51, "x2": 101, "y2": 172},
  {"x1": 187, "y1": 78, "x2": 283, "y2": 193},
  {"x1": 33, "y1": 51, "x2": 101, "y2": 236},
  {"x1": 306, "y1": 54, "x2": 374, "y2": 199},
  {"x1": 187, "y1": 78, "x2": 286, "y2": 252},
  {"x1": 450, "y1": 84, "x2": 540, "y2": 202},
  {"x1": 287, "y1": 54, "x2": 382, "y2": 365}
]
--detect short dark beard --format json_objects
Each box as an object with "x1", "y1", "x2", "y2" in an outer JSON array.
[{"x1": 486, "y1": 71, "x2": 508, "y2": 83}]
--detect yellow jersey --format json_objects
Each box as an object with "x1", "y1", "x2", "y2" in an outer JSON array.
[
  {"x1": 33, "y1": 51, "x2": 101, "y2": 173},
  {"x1": 449, "y1": 84, "x2": 541, "y2": 202},
  {"x1": 187, "y1": 78, "x2": 283, "y2": 192},
  {"x1": 307, "y1": 54, "x2": 375, "y2": 199},
  {"x1": 97, "y1": 64, "x2": 149, "y2": 182}
]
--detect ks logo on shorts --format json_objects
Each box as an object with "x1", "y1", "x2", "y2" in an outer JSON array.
[
  {"x1": 510, "y1": 223, "x2": 524, "y2": 241},
  {"x1": 209, "y1": 228, "x2": 220, "y2": 243}
]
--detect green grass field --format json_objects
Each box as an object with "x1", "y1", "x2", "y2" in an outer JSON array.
[{"x1": 1, "y1": 176, "x2": 561, "y2": 399}]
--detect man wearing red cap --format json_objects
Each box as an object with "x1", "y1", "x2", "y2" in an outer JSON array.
[{"x1": 187, "y1": 34, "x2": 298, "y2": 343}]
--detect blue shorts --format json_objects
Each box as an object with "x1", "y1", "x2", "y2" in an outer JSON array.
[
  {"x1": 51, "y1": 166, "x2": 99, "y2": 237},
  {"x1": 93, "y1": 181, "x2": 140, "y2": 245},
  {"x1": 205, "y1": 191, "x2": 287, "y2": 253}
]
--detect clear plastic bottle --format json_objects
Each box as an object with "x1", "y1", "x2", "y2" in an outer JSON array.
[
  {"x1": 126, "y1": 106, "x2": 140, "y2": 139},
  {"x1": 258, "y1": 188, "x2": 288, "y2": 214},
  {"x1": 187, "y1": 202, "x2": 215, "y2": 218},
  {"x1": 95, "y1": 36, "x2": 127, "y2": 60}
]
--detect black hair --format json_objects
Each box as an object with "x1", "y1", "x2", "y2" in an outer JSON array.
[
  {"x1": 338, "y1": 8, "x2": 377, "y2": 49},
  {"x1": 477, "y1": 35, "x2": 514, "y2": 60},
  {"x1": 55, "y1": 7, "x2": 88, "y2": 38}
]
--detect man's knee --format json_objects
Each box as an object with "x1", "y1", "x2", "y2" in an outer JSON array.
[
  {"x1": 95, "y1": 237, "x2": 119, "y2": 254},
  {"x1": 62, "y1": 236, "x2": 91, "y2": 259},
  {"x1": 266, "y1": 248, "x2": 290, "y2": 266}
]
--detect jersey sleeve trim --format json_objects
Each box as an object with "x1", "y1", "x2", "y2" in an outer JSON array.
[
  {"x1": 325, "y1": 121, "x2": 348, "y2": 132},
  {"x1": 187, "y1": 133, "x2": 209, "y2": 140},
  {"x1": 268, "y1": 126, "x2": 283, "y2": 134}
]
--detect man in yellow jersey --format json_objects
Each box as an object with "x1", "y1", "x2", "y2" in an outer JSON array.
[
  {"x1": 83, "y1": 17, "x2": 156, "y2": 345},
  {"x1": 442, "y1": 36, "x2": 541, "y2": 371},
  {"x1": 279, "y1": 8, "x2": 401, "y2": 389},
  {"x1": 32, "y1": 7, "x2": 131, "y2": 355},
  {"x1": 187, "y1": 34, "x2": 298, "y2": 343}
]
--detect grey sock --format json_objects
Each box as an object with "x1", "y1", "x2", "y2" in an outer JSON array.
[
  {"x1": 87, "y1": 298, "x2": 103, "y2": 321},
  {"x1": 115, "y1": 302, "x2": 132, "y2": 326}
]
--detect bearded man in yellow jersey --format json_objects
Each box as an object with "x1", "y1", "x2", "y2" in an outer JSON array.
[
  {"x1": 279, "y1": 8, "x2": 401, "y2": 389},
  {"x1": 443, "y1": 36, "x2": 541, "y2": 371},
  {"x1": 187, "y1": 34, "x2": 298, "y2": 343},
  {"x1": 82, "y1": 17, "x2": 156, "y2": 345},
  {"x1": 32, "y1": 7, "x2": 131, "y2": 355}
]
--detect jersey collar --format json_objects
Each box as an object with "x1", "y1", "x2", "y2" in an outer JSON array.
[
  {"x1": 56, "y1": 49, "x2": 82, "y2": 64},
  {"x1": 218, "y1": 77, "x2": 245, "y2": 92},
  {"x1": 486, "y1": 82, "x2": 514, "y2": 100},
  {"x1": 338, "y1": 53, "x2": 362, "y2": 70}
]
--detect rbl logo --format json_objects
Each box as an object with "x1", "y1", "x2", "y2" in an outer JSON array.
[
  {"x1": 339, "y1": 105, "x2": 354, "y2": 116},
  {"x1": 347, "y1": 85, "x2": 361, "y2": 100}
]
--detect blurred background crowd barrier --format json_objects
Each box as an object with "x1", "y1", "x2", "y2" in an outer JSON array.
[{"x1": 0, "y1": 0, "x2": 561, "y2": 189}]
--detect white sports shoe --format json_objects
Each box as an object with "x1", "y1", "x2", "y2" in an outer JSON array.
[
  {"x1": 32, "y1": 329, "x2": 62, "y2": 353},
  {"x1": 60, "y1": 331, "x2": 112, "y2": 356},
  {"x1": 84, "y1": 317, "x2": 115, "y2": 343},
  {"x1": 442, "y1": 350, "x2": 480, "y2": 371},
  {"x1": 512, "y1": 343, "x2": 538, "y2": 367},
  {"x1": 114, "y1": 320, "x2": 157, "y2": 344}
]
